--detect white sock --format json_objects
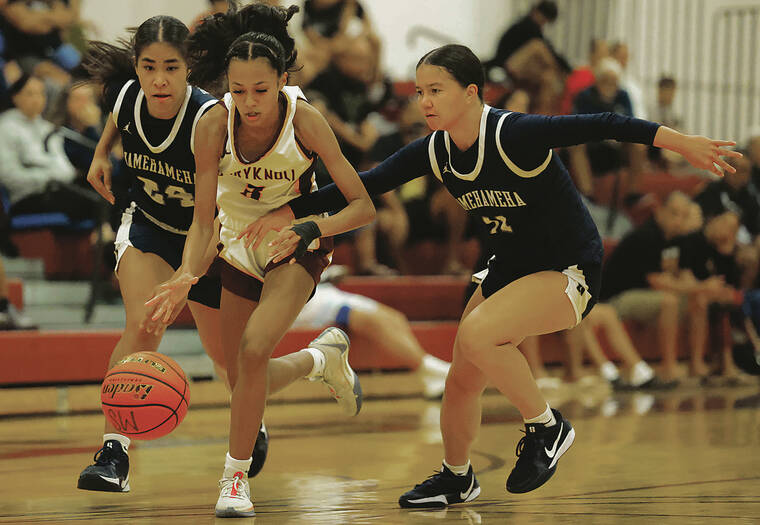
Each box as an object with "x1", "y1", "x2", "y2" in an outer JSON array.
[
  {"x1": 443, "y1": 459, "x2": 470, "y2": 476},
  {"x1": 631, "y1": 360, "x2": 655, "y2": 386},
  {"x1": 421, "y1": 354, "x2": 450, "y2": 374},
  {"x1": 303, "y1": 348, "x2": 325, "y2": 381},
  {"x1": 599, "y1": 361, "x2": 620, "y2": 383},
  {"x1": 103, "y1": 433, "x2": 130, "y2": 452},
  {"x1": 223, "y1": 452, "x2": 253, "y2": 478},
  {"x1": 524, "y1": 403, "x2": 556, "y2": 427}
]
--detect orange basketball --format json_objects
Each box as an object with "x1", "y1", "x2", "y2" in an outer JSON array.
[{"x1": 100, "y1": 351, "x2": 190, "y2": 440}]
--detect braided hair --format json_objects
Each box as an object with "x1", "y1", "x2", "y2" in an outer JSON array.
[{"x1": 188, "y1": 3, "x2": 299, "y2": 93}]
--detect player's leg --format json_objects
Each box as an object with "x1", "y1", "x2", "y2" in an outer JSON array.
[
  {"x1": 457, "y1": 271, "x2": 580, "y2": 494},
  {"x1": 585, "y1": 304, "x2": 655, "y2": 386},
  {"x1": 188, "y1": 298, "x2": 269, "y2": 478},
  {"x1": 399, "y1": 285, "x2": 487, "y2": 508},
  {"x1": 216, "y1": 263, "x2": 362, "y2": 517},
  {"x1": 77, "y1": 246, "x2": 174, "y2": 493}
]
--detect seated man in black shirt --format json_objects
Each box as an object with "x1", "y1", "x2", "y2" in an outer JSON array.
[
  {"x1": 601, "y1": 192, "x2": 710, "y2": 382},
  {"x1": 678, "y1": 211, "x2": 753, "y2": 382}
]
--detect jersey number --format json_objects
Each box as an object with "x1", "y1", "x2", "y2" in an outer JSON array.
[
  {"x1": 241, "y1": 184, "x2": 264, "y2": 200},
  {"x1": 137, "y1": 176, "x2": 194, "y2": 207},
  {"x1": 482, "y1": 215, "x2": 513, "y2": 234}
]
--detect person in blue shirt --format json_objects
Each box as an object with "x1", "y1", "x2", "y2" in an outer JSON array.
[{"x1": 240, "y1": 43, "x2": 740, "y2": 507}]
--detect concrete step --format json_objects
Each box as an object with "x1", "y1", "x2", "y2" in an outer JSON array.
[{"x1": 2, "y1": 257, "x2": 45, "y2": 280}]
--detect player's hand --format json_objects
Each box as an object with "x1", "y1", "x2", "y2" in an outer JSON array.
[
  {"x1": 268, "y1": 228, "x2": 301, "y2": 264},
  {"x1": 86, "y1": 153, "x2": 115, "y2": 204},
  {"x1": 236, "y1": 204, "x2": 295, "y2": 250},
  {"x1": 269, "y1": 221, "x2": 322, "y2": 264},
  {"x1": 678, "y1": 136, "x2": 742, "y2": 176},
  {"x1": 142, "y1": 273, "x2": 197, "y2": 333}
]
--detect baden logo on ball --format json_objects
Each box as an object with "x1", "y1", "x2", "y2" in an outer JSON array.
[{"x1": 100, "y1": 351, "x2": 190, "y2": 440}]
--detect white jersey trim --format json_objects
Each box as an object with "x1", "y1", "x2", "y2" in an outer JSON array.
[
  {"x1": 134, "y1": 85, "x2": 192, "y2": 154},
  {"x1": 190, "y1": 98, "x2": 218, "y2": 155},
  {"x1": 443, "y1": 104, "x2": 491, "y2": 181},
  {"x1": 495, "y1": 112, "x2": 552, "y2": 178},
  {"x1": 227, "y1": 86, "x2": 306, "y2": 166},
  {"x1": 427, "y1": 132, "x2": 443, "y2": 182},
  {"x1": 112, "y1": 79, "x2": 134, "y2": 127}
]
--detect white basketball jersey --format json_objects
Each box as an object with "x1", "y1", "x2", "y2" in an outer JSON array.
[
  {"x1": 216, "y1": 86, "x2": 321, "y2": 277},
  {"x1": 217, "y1": 86, "x2": 317, "y2": 230}
]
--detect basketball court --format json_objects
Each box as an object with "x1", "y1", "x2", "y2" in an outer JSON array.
[{"x1": 1, "y1": 374, "x2": 758, "y2": 523}]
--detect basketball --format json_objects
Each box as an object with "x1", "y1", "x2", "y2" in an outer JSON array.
[{"x1": 100, "y1": 351, "x2": 190, "y2": 440}]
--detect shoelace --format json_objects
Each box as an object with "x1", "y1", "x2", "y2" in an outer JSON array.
[
  {"x1": 219, "y1": 475, "x2": 247, "y2": 498},
  {"x1": 515, "y1": 429, "x2": 538, "y2": 459},
  {"x1": 414, "y1": 470, "x2": 448, "y2": 489},
  {"x1": 92, "y1": 446, "x2": 119, "y2": 466}
]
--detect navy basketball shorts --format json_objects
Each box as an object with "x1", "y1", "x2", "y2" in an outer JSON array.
[
  {"x1": 472, "y1": 258, "x2": 601, "y2": 326},
  {"x1": 114, "y1": 206, "x2": 221, "y2": 309}
]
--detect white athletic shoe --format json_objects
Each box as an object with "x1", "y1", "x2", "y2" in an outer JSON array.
[
  {"x1": 215, "y1": 471, "x2": 255, "y2": 518},
  {"x1": 419, "y1": 355, "x2": 450, "y2": 399},
  {"x1": 309, "y1": 327, "x2": 363, "y2": 416}
]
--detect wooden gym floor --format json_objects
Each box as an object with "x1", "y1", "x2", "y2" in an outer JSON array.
[{"x1": 0, "y1": 373, "x2": 759, "y2": 524}]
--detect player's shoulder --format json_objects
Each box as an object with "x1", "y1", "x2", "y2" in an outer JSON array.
[{"x1": 189, "y1": 85, "x2": 218, "y2": 107}]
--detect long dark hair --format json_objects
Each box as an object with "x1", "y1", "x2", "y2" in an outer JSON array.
[
  {"x1": 81, "y1": 16, "x2": 190, "y2": 92},
  {"x1": 188, "y1": 3, "x2": 299, "y2": 92},
  {"x1": 417, "y1": 44, "x2": 485, "y2": 101}
]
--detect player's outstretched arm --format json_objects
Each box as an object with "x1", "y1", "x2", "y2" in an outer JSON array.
[{"x1": 652, "y1": 126, "x2": 741, "y2": 177}]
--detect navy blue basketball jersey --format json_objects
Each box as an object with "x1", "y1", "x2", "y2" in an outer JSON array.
[
  {"x1": 111, "y1": 80, "x2": 217, "y2": 233},
  {"x1": 288, "y1": 106, "x2": 659, "y2": 277},
  {"x1": 426, "y1": 106, "x2": 603, "y2": 274}
]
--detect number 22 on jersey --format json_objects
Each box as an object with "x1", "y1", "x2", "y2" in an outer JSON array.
[{"x1": 482, "y1": 215, "x2": 513, "y2": 234}]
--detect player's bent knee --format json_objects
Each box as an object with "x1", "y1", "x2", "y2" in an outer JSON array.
[{"x1": 238, "y1": 336, "x2": 272, "y2": 369}]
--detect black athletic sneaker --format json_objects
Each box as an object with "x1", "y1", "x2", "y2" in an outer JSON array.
[
  {"x1": 399, "y1": 464, "x2": 480, "y2": 508},
  {"x1": 77, "y1": 440, "x2": 130, "y2": 492},
  {"x1": 506, "y1": 409, "x2": 574, "y2": 494},
  {"x1": 248, "y1": 422, "x2": 269, "y2": 478}
]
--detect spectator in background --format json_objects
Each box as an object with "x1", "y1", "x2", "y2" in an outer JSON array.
[
  {"x1": 648, "y1": 76, "x2": 681, "y2": 130},
  {"x1": 47, "y1": 82, "x2": 101, "y2": 173},
  {"x1": 0, "y1": 257, "x2": 36, "y2": 330},
  {"x1": 601, "y1": 192, "x2": 709, "y2": 382},
  {"x1": 0, "y1": 0, "x2": 82, "y2": 100},
  {"x1": 0, "y1": 74, "x2": 100, "y2": 223},
  {"x1": 747, "y1": 127, "x2": 760, "y2": 189},
  {"x1": 677, "y1": 211, "x2": 751, "y2": 381},
  {"x1": 695, "y1": 152, "x2": 760, "y2": 238},
  {"x1": 307, "y1": 33, "x2": 386, "y2": 169},
  {"x1": 568, "y1": 57, "x2": 632, "y2": 197},
  {"x1": 485, "y1": 1, "x2": 570, "y2": 114},
  {"x1": 296, "y1": 0, "x2": 379, "y2": 88},
  {"x1": 559, "y1": 38, "x2": 608, "y2": 115},
  {"x1": 573, "y1": 57, "x2": 632, "y2": 118},
  {"x1": 610, "y1": 41, "x2": 646, "y2": 119},
  {"x1": 647, "y1": 76, "x2": 684, "y2": 169}
]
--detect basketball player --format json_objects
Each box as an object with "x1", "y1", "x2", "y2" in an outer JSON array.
[
  {"x1": 243, "y1": 44, "x2": 741, "y2": 507},
  {"x1": 76, "y1": 13, "x2": 355, "y2": 495},
  {"x1": 142, "y1": 4, "x2": 375, "y2": 517}
]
